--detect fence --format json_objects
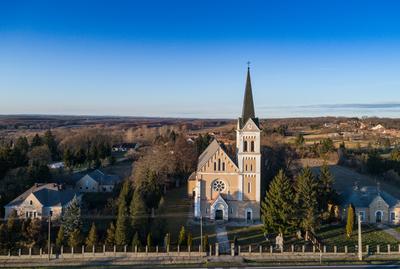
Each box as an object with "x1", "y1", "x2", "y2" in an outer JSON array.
[{"x1": 1, "y1": 243, "x2": 400, "y2": 260}]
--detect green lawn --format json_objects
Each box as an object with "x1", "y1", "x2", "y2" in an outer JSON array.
[{"x1": 317, "y1": 224, "x2": 399, "y2": 252}]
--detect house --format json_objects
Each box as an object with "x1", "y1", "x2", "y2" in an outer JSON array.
[
  {"x1": 188, "y1": 67, "x2": 261, "y2": 222},
  {"x1": 75, "y1": 169, "x2": 121, "y2": 193},
  {"x1": 341, "y1": 185, "x2": 400, "y2": 224},
  {"x1": 112, "y1": 143, "x2": 137, "y2": 152},
  {"x1": 4, "y1": 183, "x2": 81, "y2": 220},
  {"x1": 48, "y1": 161, "x2": 65, "y2": 169}
]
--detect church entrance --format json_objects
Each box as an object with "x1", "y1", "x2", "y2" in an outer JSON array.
[
  {"x1": 376, "y1": 211, "x2": 382, "y2": 223},
  {"x1": 215, "y1": 209, "x2": 223, "y2": 220}
]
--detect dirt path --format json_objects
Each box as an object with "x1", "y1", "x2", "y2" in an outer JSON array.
[{"x1": 215, "y1": 224, "x2": 230, "y2": 254}]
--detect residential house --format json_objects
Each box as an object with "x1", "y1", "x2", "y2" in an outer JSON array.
[
  {"x1": 4, "y1": 183, "x2": 81, "y2": 220},
  {"x1": 341, "y1": 185, "x2": 400, "y2": 224},
  {"x1": 75, "y1": 169, "x2": 121, "y2": 193}
]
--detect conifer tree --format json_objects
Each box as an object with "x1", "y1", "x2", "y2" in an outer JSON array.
[
  {"x1": 31, "y1": 134, "x2": 43, "y2": 148},
  {"x1": 85, "y1": 223, "x2": 98, "y2": 248},
  {"x1": 187, "y1": 233, "x2": 193, "y2": 248},
  {"x1": 105, "y1": 222, "x2": 115, "y2": 246},
  {"x1": 130, "y1": 188, "x2": 148, "y2": 240},
  {"x1": 115, "y1": 181, "x2": 131, "y2": 246},
  {"x1": 132, "y1": 231, "x2": 141, "y2": 248},
  {"x1": 44, "y1": 130, "x2": 58, "y2": 160},
  {"x1": 202, "y1": 234, "x2": 209, "y2": 252},
  {"x1": 318, "y1": 163, "x2": 335, "y2": 213},
  {"x1": 147, "y1": 232, "x2": 153, "y2": 247},
  {"x1": 346, "y1": 204, "x2": 355, "y2": 238},
  {"x1": 68, "y1": 228, "x2": 82, "y2": 248},
  {"x1": 0, "y1": 224, "x2": 6, "y2": 249},
  {"x1": 178, "y1": 226, "x2": 186, "y2": 246},
  {"x1": 56, "y1": 225, "x2": 65, "y2": 247},
  {"x1": 295, "y1": 167, "x2": 319, "y2": 233},
  {"x1": 61, "y1": 196, "x2": 81, "y2": 236},
  {"x1": 261, "y1": 170, "x2": 296, "y2": 235}
]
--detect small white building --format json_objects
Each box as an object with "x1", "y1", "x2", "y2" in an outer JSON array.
[
  {"x1": 75, "y1": 169, "x2": 121, "y2": 193},
  {"x1": 4, "y1": 183, "x2": 81, "y2": 220}
]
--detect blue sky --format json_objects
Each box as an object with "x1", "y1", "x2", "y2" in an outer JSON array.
[{"x1": 1, "y1": 0, "x2": 400, "y2": 118}]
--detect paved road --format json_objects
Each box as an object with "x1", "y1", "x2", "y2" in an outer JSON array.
[
  {"x1": 215, "y1": 224, "x2": 230, "y2": 254},
  {"x1": 378, "y1": 224, "x2": 400, "y2": 241}
]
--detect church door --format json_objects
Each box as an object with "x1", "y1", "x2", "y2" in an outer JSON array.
[
  {"x1": 247, "y1": 211, "x2": 252, "y2": 221},
  {"x1": 215, "y1": 210, "x2": 223, "y2": 220},
  {"x1": 376, "y1": 211, "x2": 382, "y2": 223}
]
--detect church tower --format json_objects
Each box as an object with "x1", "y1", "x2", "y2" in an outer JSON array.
[{"x1": 236, "y1": 67, "x2": 261, "y2": 204}]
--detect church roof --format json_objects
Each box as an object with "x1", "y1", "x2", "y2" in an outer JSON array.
[
  {"x1": 239, "y1": 67, "x2": 259, "y2": 129},
  {"x1": 197, "y1": 139, "x2": 220, "y2": 171}
]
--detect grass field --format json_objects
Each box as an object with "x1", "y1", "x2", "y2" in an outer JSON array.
[{"x1": 317, "y1": 224, "x2": 399, "y2": 252}]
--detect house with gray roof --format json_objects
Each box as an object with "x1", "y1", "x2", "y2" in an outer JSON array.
[
  {"x1": 75, "y1": 169, "x2": 121, "y2": 193},
  {"x1": 341, "y1": 185, "x2": 400, "y2": 224},
  {"x1": 4, "y1": 183, "x2": 81, "y2": 220}
]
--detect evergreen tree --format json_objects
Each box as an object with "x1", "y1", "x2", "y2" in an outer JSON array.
[
  {"x1": 26, "y1": 218, "x2": 43, "y2": 246},
  {"x1": 261, "y1": 170, "x2": 296, "y2": 235},
  {"x1": 132, "y1": 231, "x2": 141, "y2": 248},
  {"x1": 318, "y1": 163, "x2": 335, "y2": 214},
  {"x1": 85, "y1": 223, "x2": 98, "y2": 248},
  {"x1": 63, "y1": 148, "x2": 74, "y2": 168},
  {"x1": 187, "y1": 233, "x2": 193, "y2": 248},
  {"x1": 44, "y1": 130, "x2": 58, "y2": 160},
  {"x1": 61, "y1": 196, "x2": 82, "y2": 236},
  {"x1": 31, "y1": 134, "x2": 43, "y2": 148},
  {"x1": 130, "y1": 188, "x2": 148, "y2": 240},
  {"x1": 202, "y1": 234, "x2": 209, "y2": 252},
  {"x1": 178, "y1": 226, "x2": 186, "y2": 246},
  {"x1": 0, "y1": 224, "x2": 6, "y2": 249},
  {"x1": 68, "y1": 228, "x2": 82, "y2": 248},
  {"x1": 346, "y1": 204, "x2": 355, "y2": 238},
  {"x1": 115, "y1": 181, "x2": 131, "y2": 246},
  {"x1": 295, "y1": 167, "x2": 319, "y2": 233},
  {"x1": 147, "y1": 232, "x2": 153, "y2": 247},
  {"x1": 56, "y1": 225, "x2": 65, "y2": 247},
  {"x1": 105, "y1": 222, "x2": 115, "y2": 246}
]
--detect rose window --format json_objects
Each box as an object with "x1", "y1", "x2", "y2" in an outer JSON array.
[{"x1": 212, "y1": 180, "x2": 226, "y2": 192}]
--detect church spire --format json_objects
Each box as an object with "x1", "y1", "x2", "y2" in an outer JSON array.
[{"x1": 241, "y1": 66, "x2": 255, "y2": 124}]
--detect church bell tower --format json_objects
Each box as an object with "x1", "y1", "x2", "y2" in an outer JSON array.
[{"x1": 236, "y1": 67, "x2": 261, "y2": 203}]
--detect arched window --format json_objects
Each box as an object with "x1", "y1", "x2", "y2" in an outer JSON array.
[
  {"x1": 218, "y1": 159, "x2": 221, "y2": 171},
  {"x1": 250, "y1": 141, "x2": 255, "y2": 152},
  {"x1": 250, "y1": 164, "x2": 253, "y2": 171},
  {"x1": 214, "y1": 162, "x2": 217, "y2": 171},
  {"x1": 222, "y1": 162, "x2": 225, "y2": 171},
  {"x1": 243, "y1": 141, "x2": 248, "y2": 152},
  {"x1": 248, "y1": 182, "x2": 251, "y2": 193}
]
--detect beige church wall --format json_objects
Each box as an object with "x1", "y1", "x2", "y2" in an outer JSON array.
[
  {"x1": 187, "y1": 179, "x2": 197, "y2": 198},
  {"x1": 199, "y1": 200, "x2": 260, "y2": 220},
  {"x1": 392, "y1": 207, "x2": 400, "y2": 224},
  {"x1": 369, "y1": 198, "x2": 389, "y2": 223},
  {"x1": 199, "y1": 173, "x2": 239, "y2": 201},
  {"x1": 243, "y1": 174, "x2": 257, "y2": 201}
]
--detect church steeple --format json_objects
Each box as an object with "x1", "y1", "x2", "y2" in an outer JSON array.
[{"x1": 240, "y1": 66, "x2": 258, "y2": 128}]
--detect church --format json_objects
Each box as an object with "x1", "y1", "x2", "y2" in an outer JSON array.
[{"x1": 187, "y1": 67, "x2": 261, "y2": 222}]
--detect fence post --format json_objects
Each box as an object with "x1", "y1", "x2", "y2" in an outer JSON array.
[
  {"x1": 103, "y1": 245, "x2": 106, "y2": 255},
  {"x1": 39, "y1": 248, "x2": 42, "y2": 257},
  {"x1": 113, "y1": 245, "x2": 116, "y2": 256},
  {"x1": 156, "y1": 245, "x2": 159, "y2": 253},
  {"x1": 366, "y1": 245, "x2": 369, "y2": 255},
  {"x1": 209, "y1": 244, "x2": 212, "y2": 256},
  {"x1": 345, "y1": 246, "x2": 348, "y2": 254},
  {"x1": 124, "y1": 245, "x2": 127, "y2": 253},
  {"x1": 8, "y1": 250, "x2": 10, "y2": 257},
  {"x1": 29, "y1": 248, "x2": 32, "y2": 257},
  {"x1": 302, "y1": 245, "x2": 305, "y2": 253},
  {"x1": 166, "y1": 244, "x2": 169, "y2": 253},
  {"x1": 51, "y1": 246, "x2": 53, "y2": 257},
  {"x1": 61, "y1": 246, "x2": 63, "y2": 257},
  {"x1": 146, "y1": 245, "x2": 148, "y2": 254},
  {"x1": 238, "y1": 245, "x2": 241, "y2": 256},
  {"x1": 92, "y1": 245, "x2": 95, "y2": 256},
  {"x1": 215, "y1": 243, "x2": 219, "y2": 256},
  {"x1": 82, "y1": 245, "x2": 84, "y2": 256},
  {"x1": 135, "y1": 245, "x2": 138, "y2": 253},
  {"x1": 313, "y1": 245, "x2": 315, "y2": 253},
  {"x1": 323, "y1": 245, "x2": 326, "y2": 253},
  {"x1": 377, "y1": 245, "x2": 380, "y2": 254},
  {"x1": 18, "y1": 249, "x2": 21, "y2": 257},
  {"x1": 231, "y1": 243, "x2": 235, "y2": 256},
  {"x1": 388, "y1": 244, "x2": 391, "y2": 254},
  {"x1": 249, "y1": 245, "x2": 251, "y2": 253},
  {"x1": 199, "y1": 245, "x2": 201, "y2": 253},
  {"x1": 291, "y1": 245, "x2": 294, "y2": 253},
  {"x1": 259, "y1": 245, "x2": 262, "y2": 254},
  {"x1": 334, "y1": 246, "x2": 337, "y2": 253},
  {"x1": 270, "y1": 245, "x2": 273, "y2": 254},
  {"x1": 71, "y1": 247, "x2": 74, "y2": 256},
  {"x1": 398, "y1": 244, "x2": 400, "y2": 254}
]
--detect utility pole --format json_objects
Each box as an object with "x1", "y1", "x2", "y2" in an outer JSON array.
[
  {"x1": 48, "y1": 215, "x2": 51, "y2": 261},
  {"x1": 358, "y1": 213, "x2": 362, "y2": 261}
]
